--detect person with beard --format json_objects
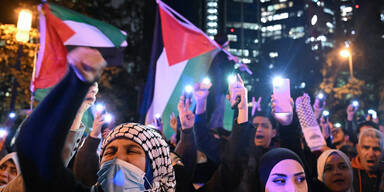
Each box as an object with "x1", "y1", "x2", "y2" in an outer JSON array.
[
  {"x1": 316, "y1": 150, "x2": 353, "y2": 192},
  {"x1": 351, "y1": 128, "x2": 383, "y2": 192},
  {"x1": 15, "y1": 47, "x2": 176, "y2": 191}
]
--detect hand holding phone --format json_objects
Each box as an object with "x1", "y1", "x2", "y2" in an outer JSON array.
[{"x1": 272, "y1": 77, "x2": 291, "y2": 113}]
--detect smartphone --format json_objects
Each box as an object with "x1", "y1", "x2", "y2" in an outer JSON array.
[
  {"x1": 317, "y1": 93, "x2": 326, "y2": 108},
  {"x1": 273, "y1": 78, "x2": 291, "y2": 113},
  {"x1": 322, "y1": 110, "x2": 330, "y2": 122},
  {"x1": 183, "y1": 85, "x2": 193, "y2": 104}
]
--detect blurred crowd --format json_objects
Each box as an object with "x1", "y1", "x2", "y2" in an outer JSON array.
[{"x1": 0, "y1": 47, "x2": 382, "y2": 192}]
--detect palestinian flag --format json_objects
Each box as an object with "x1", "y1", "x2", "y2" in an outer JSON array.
[
  {"x1": 140, "y1": 1, "x2": 235, "y2": 138},
  {"x1": 32, "y1": 3, "x2": 127, "y2": 129},
  {"x1": 32, "y1": 2, "x2": 127, "y2": 93}
]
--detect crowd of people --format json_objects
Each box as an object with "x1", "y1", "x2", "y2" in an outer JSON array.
[{"x1": 0, "y1": 47, "x2": 382, "y2": 192}]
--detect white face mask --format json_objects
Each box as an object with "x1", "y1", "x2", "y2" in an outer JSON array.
[
  {"x1": 265, "y1": 159, "x2": 308, "y2": 192},
  {"x1": 97, "y1": 158, "x2": 149, "y2": 192}
]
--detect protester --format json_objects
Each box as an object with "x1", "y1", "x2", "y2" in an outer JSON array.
[
  {"x1": 352, "y1": 128, "x2": 383, "y2": 192},
  {"x1": 317, "y1": 149, "x2": 353, "y2": 192},
  {"x1": 259, "y1": 148, "x2": 308, "y2": 192},
  {"x1": 0, "y1": 152, "x2": 23, "y2": 191},
  {"x1": 15, "y1": 47, "x2": 176, "y2": 191}
]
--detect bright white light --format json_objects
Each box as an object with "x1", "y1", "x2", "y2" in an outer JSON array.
[
  {"x1": 95, "y1": 103, "x2": 105, "y2": 112},
  {"x1": 202, "y1": 77, "x2": 211, "y2": 85},
  {"x1": 184, "y1": 85, "x2": 194, "y2": 94},
  {"x1": 0, "y1": 129, "x2": 7, "y2": 138},
  {"x1": 322, "y1": 110, "x2": 330, "y2": 117},
  {"x1": 227, "y1": 74, "x2": 237, "y2": 84},
  {"x1": 300, "y1": 82, "x2": 306, "y2": 89},
  {"x1": 368, "y1": 109, "x2": 377, "y2": 119},
  {"x1": 16, "y1": 9, "x2": 33, "y2": 42},
  {"x1": 104, "y1": 113, "x2": 113, "y2": 123},
  {"x1": 273, "y1": 76, "x2": 283, "y2": 87},
  {"x1": 340, "y1": 49, "x2": 350, "y2": 58},
  {"x1": 311, "y1": 15, "x2": 318, "y2": 25},
  {"x1": 334, "y1": 123, "x2": 342, "y2": 128},
  {"x1": 352, "y1": 100, "x2": 359, "y2": 107},
  {"x1": 317, "y1": 93, "x2": 325, "y2": 99},
  {"x1": 155, "y1": 113, "x2": 161, "y2": 119},
  {"x1": 8, "y1": 112, "x2": 16, "y2": 119}
]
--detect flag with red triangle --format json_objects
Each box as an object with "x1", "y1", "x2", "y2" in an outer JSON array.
[{"x1": 140, "y1": 0, "x2": 237, "y2": 138}]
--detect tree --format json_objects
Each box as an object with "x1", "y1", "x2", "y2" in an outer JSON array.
[{"x1": 0, "y1": 24, "x2": 39, "y2": 122}]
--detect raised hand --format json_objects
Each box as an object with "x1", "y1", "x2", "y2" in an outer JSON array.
[
  {"x1": 79, "y1": 82, "x2": 99, "y2": 113},
  {"x1": 271, "y1": 94, "x2": 293, "y2": 126},
  {"x1": 346, "y1": 104, "x2": 357, "y2": 121},
  {"x1": 89, "y1": 109, "x2": 107, "y2": 138},
  {"x1": 320, "y1": 116, "x2": 331, "y2": 139},
  {"x1": 313, "y1": 97, "x2": 326, "y2": 120},
  {"x1": 228, "y1": 74, "x2": 248, "y2": 123},
  {"x1": 178, "y1": 96, "x2": 195, "y2": 130},
  {"x1": 67, "y1": 47, "x2": 107, "y2": 83},
  {"x1": 169, "y1": 112, "x2": 178, "y2": 133},
  {"x1": 228, "y1": 74, "x2": 247, "y2": 110},
  {"x1": 194, "y1": 81, "x2": 211, "y2": 115},
  {"x1": 251, "y1": 96, "x2": 262, "y2": 116}
]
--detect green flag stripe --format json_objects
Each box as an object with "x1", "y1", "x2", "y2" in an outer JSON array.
[
  {"x1": 48, "y1": 3, "x2": 126, "y2": 47},
  {"x1": 161, "y1": 50, "x2": 219, "y2": 139}
]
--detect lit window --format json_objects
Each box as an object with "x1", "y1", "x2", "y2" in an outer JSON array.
[
  {"x1": 207, "y1": 9, "x2": 217, "y2": 14},
  {"x1": 253, "y1": 50, "x2": 259, "y2": 57},
  {"x1": 227, "y1": 34, "x2": 238, "y2": 42},
  {"x1": 242, "y1": 58, "x2": 251, "y2": 64},
  {"x1": 317, "y1": 35, "x2": 326, "y2": 41},
  {"x1": 207, "y1": 15, "x2": 218, "y2": 20},
  {"x1": 243, "y1": 49, "x2": 249, "y2": 57},
  {"x1": 207, "y1": 22, "x2": 218, "y2": 27},
  {"x1": 326, "y1": 22, "x2": 334, "y2": 28},
  {"x1": 288, "y1": 26, "x2": 305, "y2": 39},
  {"x1": 253, "y1": 39, "x2": 259, "y2": 44},
  {"x1": 323, "y1": 8, "x2": 334, "y2": 15},
  {"x1": 289, "y1": 2, "x2": 293, "y2": 7},
  {"x1": 261, "y1": 17, "x2": 267, "y2": 23},
  {"x1": 273, "y1": 12, "x2": 289, "y2": 20},
  {"x1": 269, "y1": 52, "x2": 278, "y2": 58},
  {"x1": 207, "y1": 29, "x2": 217, "y2": 34},
  {"x1": 207, "y1": 2, "x2": 217, "y2": 7},
  {"x1": 297, "y1": 10, "x2": 304, "y2": 17},
  {"x1": 381, "y1": 12, "x2": 384, "y2": 22}
]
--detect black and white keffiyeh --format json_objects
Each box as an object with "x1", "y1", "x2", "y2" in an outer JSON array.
[{"x1": 100, "y1": 123, "x2": 176, "y2": 192}]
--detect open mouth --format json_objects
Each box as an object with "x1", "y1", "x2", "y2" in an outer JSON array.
[
  {"x1": 255, "y1": 135, "x2": 264, "y2": 139},
  {"x1": 0, "y1": 179, "x2": 7, "y2": 186},
  {"x1": 333, "y1": 179, "x2": 345, "y2": 184},
  {"x1": 367, "y1": 160, "x2": 376, "y2": 164}
]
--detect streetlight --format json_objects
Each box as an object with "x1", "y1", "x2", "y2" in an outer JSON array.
[
  {"x1": 10, "y1": 9, "x2": 32, "y2": 112},
  {"x1": 339, "y1": 48, "x2": 354, "y2": 79},
  {"x1": 16, "y1": 9, "x2": 33, "y2": 43}
]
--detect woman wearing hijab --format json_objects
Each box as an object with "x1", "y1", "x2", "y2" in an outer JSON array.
[
  {"x1": 259, "y1": 148, "x2": 308, "y2": 192},
  {"x1": 317, "y1": 149, "x2": 353, "y2": 192},
  {"x1": 0, "y1": 152, "x2": 24, "y2": 192}
]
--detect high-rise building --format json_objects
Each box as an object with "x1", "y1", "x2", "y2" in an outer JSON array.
[{"x1": 203, "y1": 0, "x2": 338, "y2": 100}]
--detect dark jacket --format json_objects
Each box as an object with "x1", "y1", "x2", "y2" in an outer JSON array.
[
  {"x1": 351, "y1": 157, "x2": 380, "y2": 192},
  {"x1": 16, "y1": 67, "x2": 92, "y2": 192}
]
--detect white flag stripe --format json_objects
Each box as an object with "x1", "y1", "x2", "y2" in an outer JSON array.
[
  {"x1": 146, "y1": 48, "x2": 188, "y2": 124},
  {"x1": 63, "y1": 20, "x2": 118, "y2": 47}
]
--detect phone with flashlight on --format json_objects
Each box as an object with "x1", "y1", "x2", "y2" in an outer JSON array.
[
  {"x1": 94, "y1": 103, "x2": 113, "y2": 133},
  {"x1": 322, "y1": 110, "x2": 330, "y2": 122},
  {"x1": 272, "y1": 77, "x2": 291, "y2": 113},
  {"x1": 317, "y1": 92, "x2": 326, "y2": 108},
  {"x1": 228, "y1": 74, "x2": 242, "y2": 109}
]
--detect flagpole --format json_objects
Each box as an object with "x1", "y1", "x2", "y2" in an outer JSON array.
[{"x1": 156, "y1": 0, "x2": 252, "y2": 75}]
